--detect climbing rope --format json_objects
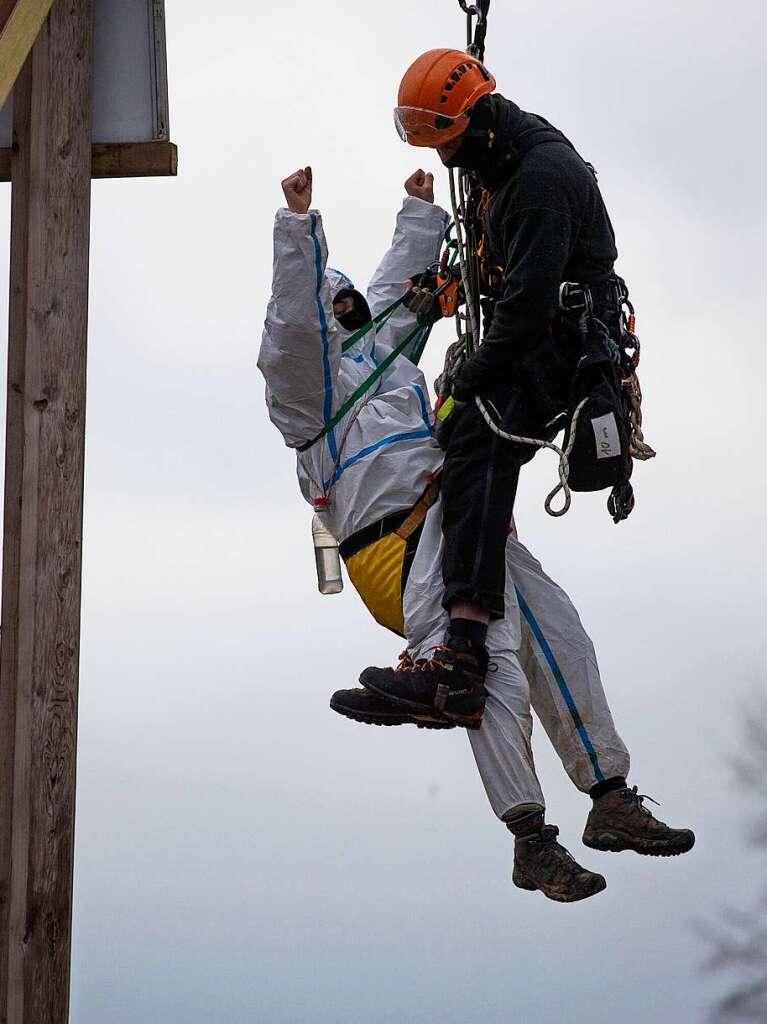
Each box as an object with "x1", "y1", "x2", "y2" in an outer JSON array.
[
  {"x1": 624, "y1": 372, "x2": 657, "y2": 461},
  {"x1": 475, "y1": 395, "x2": 590, "y2": 517}
]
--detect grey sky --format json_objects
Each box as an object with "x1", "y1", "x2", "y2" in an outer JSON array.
[{"x1": 1, "y1": 0, "x2": 765, "y2": 1021}]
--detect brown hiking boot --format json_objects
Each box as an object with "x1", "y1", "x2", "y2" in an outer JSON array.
[
  {"x1": 582, "y1": 786, "x2": 695, "y2": 857},
  {"x1": 512, "y1": 825, "x2": 607, "y2": 903}
]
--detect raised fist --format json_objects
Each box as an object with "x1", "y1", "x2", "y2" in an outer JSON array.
[
  {"x1": 281, "y1": 166, "x2": 313, "y2": 214},
  {"x1": 404, "y1": 169, "x2": 434, "y2": 204}
]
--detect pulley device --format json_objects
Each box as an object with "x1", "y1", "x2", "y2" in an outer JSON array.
[{"x1": 433, "y1": 0, "x2": 655, "y2": 522}]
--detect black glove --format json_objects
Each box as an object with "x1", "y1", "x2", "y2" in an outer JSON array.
[
  {"x1": 407, "y1": 271, "x2": 437, "y2": 290},
  {"x1": 452, "y1": 353, "x2": 490, "y2": 400},
  {"x1": 403, "y1": 287, "x2": 440, "y2": 326}
]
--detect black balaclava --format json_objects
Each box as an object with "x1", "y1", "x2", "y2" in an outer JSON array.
[
  {"x1": 333, "y1": 287, "x2": 373, "y2": 333},
  {"x1": 441, "y1": 94, "x2": 503, "y2": 178}
]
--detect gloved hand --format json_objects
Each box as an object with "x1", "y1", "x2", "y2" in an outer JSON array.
[
  {"x1": 452, "y1": 353, "x2": 490, "y2": 401},
  {"x1": 403, "y1": 286, "x2": 440, "y2": 326},
  {"x1": 403, "y1": 270, "x2": 442, "y2": 326}
]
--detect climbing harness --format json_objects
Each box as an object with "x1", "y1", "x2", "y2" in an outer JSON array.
[
  {"x1": 302, "y1": 292, "x2": 435, "y2": 596},
  {"x1": 298, "y1": 295, "x2": 432, "y2": 455},
  {"x1": 299, "y1": 280, "x2": 439, "y2": 548}
]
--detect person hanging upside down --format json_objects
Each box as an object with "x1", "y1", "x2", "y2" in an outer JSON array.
[{"x1": 257, "y1": 164, "x2": 694, "y2": 903}]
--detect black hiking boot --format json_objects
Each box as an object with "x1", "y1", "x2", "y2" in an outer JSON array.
[
  {"x1": 513, "y1": 825, "x2": 607, "y2": 903},
  {"x1": 582, "y1": 785, "x2": 695, "y2": 857},
  {"x1": 359, "y1": 637, "x2": 488, "y2": 730},
  {"x1": 329, "y1": 687, "x2": 456, "y2": 729}
]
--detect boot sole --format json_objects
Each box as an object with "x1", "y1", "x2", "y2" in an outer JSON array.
[
  {"x1": 359, "y1": 677, "x2": 484, "y2": 731},
  {"x1": 329, "y1": 697, "x2": 456, "y2": 730},
  {"x1": 582, "y1": 829, "x2": 695, "y2": 857},
  {"x1": 512, "y1": 870, "x2": 607, "y2": 903}
]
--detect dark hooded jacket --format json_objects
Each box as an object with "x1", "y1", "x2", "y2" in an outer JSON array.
[{"x1": 457, "y1": 95, "x2": 619, "y2": 394}]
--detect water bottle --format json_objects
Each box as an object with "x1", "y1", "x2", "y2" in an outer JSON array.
[{"x1": 311, "y1": 504, "x2": 343, "y2": 595}]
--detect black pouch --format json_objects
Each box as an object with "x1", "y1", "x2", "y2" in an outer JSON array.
[
  {"x1": 515, "y1": 333, "x2": 577, "y2": 432},
  {"x1": 564, "y1": 330, "x2": 632, "y2": 493}
]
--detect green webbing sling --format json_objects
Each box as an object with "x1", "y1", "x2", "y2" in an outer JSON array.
[
  {"x1": 298, "y1": 305, "x2": 433, "y2": 454},
  {"x1": 340, "y1": 295, "x2": 404, "y2": 353},
  {"x1": 298, "y1": 247, "x2": 460, "y2": 455}
]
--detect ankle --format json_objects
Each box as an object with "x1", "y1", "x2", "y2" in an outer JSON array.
[
  {"x1": 589, "y1": 776, "x2": 627, "y2": 801},
  {"x1": 504, "y1": 806, "x2": 545, "y2": 838},
  {"x1": 447, "y1": 617, "x2": 489, "y2": 651}
]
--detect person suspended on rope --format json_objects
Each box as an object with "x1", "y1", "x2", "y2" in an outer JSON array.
[
  {"x1": 258, "y1": 164, "x2": 694, "y2": 903},
  {"x1": 361, "y1": 47, "x2": 647, "y2": 733}
]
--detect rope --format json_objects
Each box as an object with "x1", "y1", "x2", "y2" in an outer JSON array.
[
  {"x1": 623, "y1": 372, "x2": 657, "y2": 461},
  {"x1": 475, "y1": 395, "x2": 590, "y2": 517},
  {"x1": 448, "y1": 167, "x2": 479, "y2": 354}
]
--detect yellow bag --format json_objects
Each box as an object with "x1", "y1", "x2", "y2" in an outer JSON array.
[{"x1": 340, "y1": 478, "x2": 440, "y2": 638}]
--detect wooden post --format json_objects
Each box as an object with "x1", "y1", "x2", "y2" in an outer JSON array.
[{"x1": 0, "y1": 1, "x2": 93, "y2": 1021}]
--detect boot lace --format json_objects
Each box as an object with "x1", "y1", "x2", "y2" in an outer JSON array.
[
  {"x1": 623, "y1": 785, "x2": 661, "y2": 816},
  {"x1": 395, "y1": 646, "x2": 453, "y2": 673},
  {"x1": 395, "y1": 651, "x2": 415, "y2": 672},
  {"x1": 529, "y1": 825, "x2": 577, "y2": 865}
]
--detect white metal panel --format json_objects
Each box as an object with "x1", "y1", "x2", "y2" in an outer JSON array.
[{"x1": 0, "y1": 0, "x2": 170, "y2": 147}]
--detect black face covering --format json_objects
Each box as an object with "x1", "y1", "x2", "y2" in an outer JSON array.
[
  {"x1": 333, "y1": 288, "x2": 372, "y2": 333},
  {"x1": 442, "y1": 94, "x2": 503, "y2": 178}
]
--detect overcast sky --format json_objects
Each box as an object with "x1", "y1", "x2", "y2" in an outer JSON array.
[{"x1": 1, "y1": 1, "x2": 766, "y2": 1021}]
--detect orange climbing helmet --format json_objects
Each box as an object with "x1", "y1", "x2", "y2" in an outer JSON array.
[{"x1": 394, "y1": 48, "x2": 496, "y2": 148}]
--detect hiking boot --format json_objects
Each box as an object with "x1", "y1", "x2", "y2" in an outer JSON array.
[
  {"x1": 329, "y1": 687, "x2": 455, "y2": 730},
  {"x1": 582, "y1": 785, "x2": 695, "y2": 857},
  {"x1": 359, "y1": 637, "x2": 488, "y2": 730},
  {"x1": 512, "y1": 825, "x2": 607, "y2": 903}
]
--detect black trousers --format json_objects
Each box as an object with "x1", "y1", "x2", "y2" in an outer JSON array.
[
  {"x1": 441, "y1": 333, "x2": 577, "y2": 620},
  {"x1": 440, "y1": 388, "x2": 532, "y2": 619}
]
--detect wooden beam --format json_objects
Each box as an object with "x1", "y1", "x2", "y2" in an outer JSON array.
[
  {"x1": 0, "y1": 140, "x2": 179, "y2": 181},
  {"x1": 0, "y1": 0, "x2": 55, "y2": 111},
  {"x1": 91, "y1": 140, "x2": 178, "y2": 178},
  {"x1": 0, "y1": 0, "x2": 93, "y2": 1020}
]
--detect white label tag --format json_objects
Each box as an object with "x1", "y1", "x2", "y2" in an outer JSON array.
[{"x1": 591, "y1": 412, "x2": 621, "y2": 460}]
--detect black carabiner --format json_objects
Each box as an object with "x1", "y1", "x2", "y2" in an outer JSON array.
[{"x1": 458, "y1": 0, "x2": 490, "y2": 60}]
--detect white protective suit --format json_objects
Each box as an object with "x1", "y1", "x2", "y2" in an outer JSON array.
[{"x1": 258, "y1": 196, "x2": 630, "y2": 819}]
